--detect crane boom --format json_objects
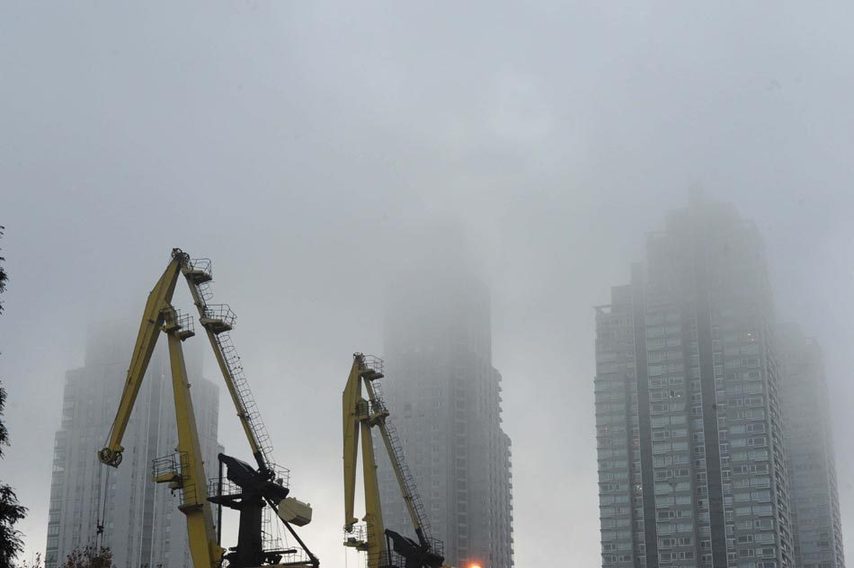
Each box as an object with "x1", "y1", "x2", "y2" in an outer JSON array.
[
  {"x1": 343, "y1": 353, "x2": 445, "y2": 568},
  {"x1": 98, "y1": 252, "x2": 184, "y2": 466},
  {"x1": 98, "y1": 249, "x2": 317, "y2": 568},
  {"x1": 97, "y1": 249, "x2": 222, "y2": 567},
  {"x1": 343, "y1": 353, "x2": 387, "y2": 563}
]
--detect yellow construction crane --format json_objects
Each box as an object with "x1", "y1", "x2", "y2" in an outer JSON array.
[
  {"x1": 98, "y1": 249, "x2": 317, "y2": 568},
  {"x1": 343, "y1": 353, "x2": 446, "y2": 568}
]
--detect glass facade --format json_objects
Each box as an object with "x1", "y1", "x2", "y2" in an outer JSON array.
[
  {"x1": 779, "y1": 326, "x2": 845, "y2": 568},
  {"x1": 595, "y1": 202, "x2": 795, "y2": 568}
]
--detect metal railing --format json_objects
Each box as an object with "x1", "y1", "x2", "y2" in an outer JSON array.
[
  {"x1": 362, "y1": 354, "x2": 384, "y2": 376},
  {"x1": 203, "y1": 304, "x2": 237, "y2": 329},
  {"x1": 152, "y1": 452, "x2": 198, "y2": 507}
]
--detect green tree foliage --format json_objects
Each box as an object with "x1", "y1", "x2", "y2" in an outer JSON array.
[
  {"x1": 0, "y1": 225, "x2": 25, "y2": 568},
  {"x1": 61, "y1": 546, "x2": 113, "y2": 568},
  {"x1": 16, "y1": 547, "x2": 114, "y2": 568},
  {"x1": 0, "y1": 476, "x2": 27, "y2": 567},
  {"x1": 16, "y1": 553, "x2": 42, "y2": 568}
]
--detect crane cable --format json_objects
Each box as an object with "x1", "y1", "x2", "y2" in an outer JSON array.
[{"x1": 95, "y1": 463, "x2": 110, "y2": 546}]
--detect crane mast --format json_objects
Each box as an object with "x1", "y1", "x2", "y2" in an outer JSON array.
[
  {"x1": 343, "y1": 353, "x2": 445, "y2": 568},
  {"x1": 160, "y1": 308, "x2": 222, "y2": 566}
]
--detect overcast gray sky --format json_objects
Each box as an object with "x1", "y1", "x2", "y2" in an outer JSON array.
[{"x1": 3, "y1": 2, "x2": 854, "y2": 566}]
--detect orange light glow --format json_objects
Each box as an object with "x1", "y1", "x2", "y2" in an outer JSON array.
[{"x1": 468, "y1": 563, "x2": 483, "y2": 568}]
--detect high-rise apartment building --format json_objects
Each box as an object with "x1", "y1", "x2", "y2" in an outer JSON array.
[
  {"x1": 46, "y1": 324, "x2": 221, "y2": 568},
  {"x1": 595, "y1": 202, "x2": 794, "y2": 568},
  {"x1": 778, "y1": 326, "x2": 845, "y2": 568},
  {"x1": 378, "y1": 267, "x2": 513, "y2": 568}
]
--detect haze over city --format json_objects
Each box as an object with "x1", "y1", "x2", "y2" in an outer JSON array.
[{"x1": 3, "y1": 3, "x2": 854, "y2": 567}]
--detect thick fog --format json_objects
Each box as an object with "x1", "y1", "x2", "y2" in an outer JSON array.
[{"x1": 3, "y1": 2, "x2": 854, "y2": 566}]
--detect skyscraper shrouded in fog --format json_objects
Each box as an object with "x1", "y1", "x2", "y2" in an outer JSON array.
[
  {"x1": 377, "y1": 260, "x2": 514, "y2": 568},
  {"x1": 778, "y1": 326, "x2": 845, "y2": 568},
  {"x1": 45, "y1": 323, "x2": 221, "y2": 568},
  {"x1": 595, "y1": 202, "x2": 796, "y2": 568}
]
